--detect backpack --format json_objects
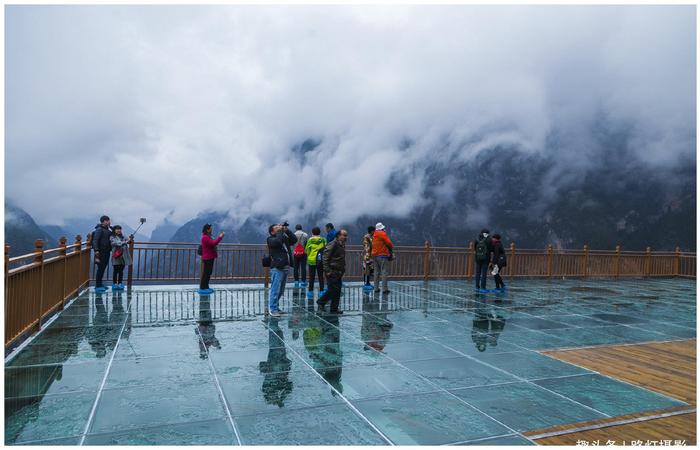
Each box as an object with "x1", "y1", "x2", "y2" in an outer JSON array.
[
  {"x1": 293, "y1": 242, "x2": 305, "y2": 259},
  {"x1": 475, "y1": 237, "x2": 490, "y2": 262}
]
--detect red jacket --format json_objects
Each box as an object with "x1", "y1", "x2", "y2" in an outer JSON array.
[
  {"x1": 371, "y1": 230, "x2": 393, "y2": 257},
  {"x1": 201, "y1": 233, "x2": 223, "y2": 261}
]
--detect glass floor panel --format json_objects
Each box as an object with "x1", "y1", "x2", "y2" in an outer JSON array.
[{"x1": 5, "y1": 278, "x2": 695, "y2": 445}]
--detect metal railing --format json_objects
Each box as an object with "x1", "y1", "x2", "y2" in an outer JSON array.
[{"x1": 4, "y1": 235, "x2": 696, "y2": 349}]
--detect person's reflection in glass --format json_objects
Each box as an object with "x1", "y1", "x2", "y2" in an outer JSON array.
[
  {"x1": 259, "y1": 317, "x2": 293, "y2": 407},
  {"x1": 361, "y1": 291, "x2": 393, "y2": 352},
  {"x1": 88, "y1": 292, "x2": 109, "y2": 357},
  {"x1": 196, "y1": 296, "x2": 221, "y2": 359},
  {"x1": 471, "y1": 301, "x2": 507, "y2": 352},
  {"x1": 290, "y1": 289, "x2": 304, "y2": 341}
]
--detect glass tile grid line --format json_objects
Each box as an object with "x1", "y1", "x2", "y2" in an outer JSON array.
[
  {"x1": 391, "y1": 280, "x2": 695, "y2": 345},
  {"x1": 259, "y1": 319, "x2": 396, "y2": 446},
  {"x1": 294, "y1": 314, "x2": 537, "y2": 445},
  {"x1": 194, "y1": 318, "x2": 242, "y2": 445},
  {"x1": 77, "y1": 294, "x2": 130, "y2": 446}
]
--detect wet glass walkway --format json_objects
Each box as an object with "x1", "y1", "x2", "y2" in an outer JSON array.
[{"x1": 5, "y1": 278, "x2": 696, "y2": 445}]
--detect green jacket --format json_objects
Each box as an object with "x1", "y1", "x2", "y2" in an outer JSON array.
[{"x1": 305, "y1": 236, "x2": 327, "y2": 266}]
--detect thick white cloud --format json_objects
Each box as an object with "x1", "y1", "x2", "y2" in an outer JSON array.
[{"x1": 5, "y1": 5, "x2": 695, "y2": 233}]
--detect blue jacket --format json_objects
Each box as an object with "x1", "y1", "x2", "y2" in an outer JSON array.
[{"x1": 326, "y1": 229, "x2": 337, "y2": 242}]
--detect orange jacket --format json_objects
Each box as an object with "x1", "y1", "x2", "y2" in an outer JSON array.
[{"x1": 371, "y1": 230, "x2": 393, "y2": 257}]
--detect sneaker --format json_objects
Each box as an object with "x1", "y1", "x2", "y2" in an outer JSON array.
[
  {"x1": 329, "y1": 310, "x2": 344, "y2": 315},
  {"x1": 316, "y1": 300, "x2": 327, "y2": 310},
  {"x1": 374, "y1": 288, "x2": 380, "y2": 293},
  {"x1": 112, "y1": 284, "x2": 119, "y2": 290},
  {"x1": 382, "y1": 290, "x2": 390, "y2": 294},
  {"x1": 363, "y1": 284, "x2": 374, "y2": 290},
  {"x1": 198, "y1": 288, "x2": 212, "y2": 295},
  {"x1": 479, "y1": 288, "x2": 490, "y2": 294},
  {"x1": 95, "y1": 286, "x2": 107, "y2": 293},
  {"x1": 306, "y1": 291, "x2": 314, "y2": 300},
  {"x1": 271, "y1": 310, "x2": 282, "y2": 317},
  {"x1": 300, "y1": 282, "x2": 307, "y2": 288},
  {"x1": 118, "y1": 283, "x2": 125, "y2": 289}
]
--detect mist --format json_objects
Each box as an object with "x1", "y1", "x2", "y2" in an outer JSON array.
[{"x1": 5, "y1": 5, "x2": 695, "y2": 235}]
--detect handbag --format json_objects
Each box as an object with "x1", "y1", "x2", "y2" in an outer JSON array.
[{"x1": 113, "y1": 248, "x2": 123, "y2": 259}]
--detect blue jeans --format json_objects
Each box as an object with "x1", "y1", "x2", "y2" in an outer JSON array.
[
  {"x1": 270, "y1": 268, "x2": 289, "y2": 312},
  {"x1": 475, "y1": 261, "x2": 489, "y2": 289}
]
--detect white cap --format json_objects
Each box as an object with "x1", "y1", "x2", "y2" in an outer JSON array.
[{"x1": 375, "y1": 222, "x2": 385, "y2": 231}]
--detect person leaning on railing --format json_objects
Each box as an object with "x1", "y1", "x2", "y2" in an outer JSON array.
[{"x1": 199, "y1": 224, "x2": 224, "y2": 295}]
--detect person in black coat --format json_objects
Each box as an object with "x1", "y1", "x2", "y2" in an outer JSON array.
[
  {"x1": 267, "y1": 223, "x2": 297, "y2": 316},
  {"x1": 473, "y1": 228, "x2": 493, "y2": 291},
  {"x1": 92, "y1": 215, "x2": 112, "y2": 291},
  {"x1": 490, "y1": 234, "x2": 507, "y2": 290}
]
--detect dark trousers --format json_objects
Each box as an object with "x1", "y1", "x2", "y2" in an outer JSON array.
[
  {"x1": 308, "y1": 264, "x2": 324, "y2": 291},
  {"x1": 318, "y1": 275, "x2": 342, "y2": 311},
  {"x1": 494, "y1": 264, "x2": 505, "y2": 289},
  {"x1": 475, "y1": 260, "x2": 489, "y2": 289},
  {"x1": 95, "y1": 251, "x2": 109, "y2": 287},
  {"x1": 113, "y1": 264, "x2": 125, "y2": 284},
  {"x1": 200, "y1": 259, "x2": 214, "y2": 289},
  {"x1": 293, "y1": 255, "x2": 307, "y2": 282}
]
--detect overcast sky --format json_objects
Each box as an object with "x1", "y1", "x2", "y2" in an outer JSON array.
[{"x1": 5, "y1": 5, "x2": 696, "y2": 233}]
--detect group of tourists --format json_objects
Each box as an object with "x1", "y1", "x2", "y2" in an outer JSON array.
[
  {"x1": 260, "y1": 221, "x2": 394, "y2": 316},
  {"x1": 92, "y1": 215, "x2": 133, "y2": 292}
]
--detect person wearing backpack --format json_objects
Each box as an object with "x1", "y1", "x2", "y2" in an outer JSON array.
[
  {"x1": 474, "y1": 228, "x2": 493, "y2": 292},
  {"x1": 490, "y1": 233, "x2": 507, "y2": 291},
  {"x1": 305, "y1": 227, "x2": 327, "y2": 300},
  {"x1": 371, "y1": 223, "x2": 393, "y2": 294},
  {"x1": 109, "y1": 225, "x2": 133, "y2": 291},
  {"x1": 200, "y1": 224, "x2": 224, "y2": 294},
  {"x1": 293, "y1": 224, "x2": 309, "y2": 288}
]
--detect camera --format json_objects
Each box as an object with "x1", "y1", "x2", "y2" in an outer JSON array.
[{"x1": 282, "y1": 221, "x2": 289, "y2": 227}]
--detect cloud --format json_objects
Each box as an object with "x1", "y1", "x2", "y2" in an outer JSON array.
[{"x1": 5, "y1": 5, "x2": 695, "y2": 233}]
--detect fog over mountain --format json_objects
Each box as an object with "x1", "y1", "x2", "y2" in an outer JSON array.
[{"x1": 5, "y1": 6, "x2": 696, "y2": 250}]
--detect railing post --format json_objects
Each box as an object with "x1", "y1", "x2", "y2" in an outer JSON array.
[
  {"x1": 644, "y1": 246, "x2": 652, "y2": 277},
  {"x1": 127, "y1": 235, "x2": 135, "y2": 288},
  {"x1": 5, "y1": 244, "x2": 10, "y2": 318},
  {"x1": 547, "y1": 244, "x2": 553, "y2": 279},
  {"x1": 467, "y1": 241, "x2": 474, "y2": 280},
  {"x1": 75, "y1": 235, "x2": 82, "y2": 289},
  {"x1": 582, "y1": 244, "x2": 589, "y2": 278},
  {"x1": 615, "y1": 245, "x2": 621, "y2": 279},
  {"x1": 34, "y1": 240, "x2": 45, "y2": 330},
  {"x1": 59, "y1": 237, "x2": 67, "y2": 308},
  {"x1": 509, "y1": 242, "x2": 516, "y2": 281},
  {"x1": 423, "y1": 241, "x2": 430, "y2": 281},
  {"x1": 674, "y1": 246, "x2": 681, "y2": 277}
]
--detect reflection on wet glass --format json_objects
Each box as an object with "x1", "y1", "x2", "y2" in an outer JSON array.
[{"x1": 3, "y1": 279, "x2": 695, "y2": 445}]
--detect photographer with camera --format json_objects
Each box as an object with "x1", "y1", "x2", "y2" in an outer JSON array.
[
  {"x1": 267, "y1": 222, "x2": 297, "y2": 316},
  {"x1": 200, "y1": 224, "x2": 224, "y2": 294}
]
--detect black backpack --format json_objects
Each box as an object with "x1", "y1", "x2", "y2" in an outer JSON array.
[{"x1": 475, "y1": 237, "x2": 490, "y2": 262}]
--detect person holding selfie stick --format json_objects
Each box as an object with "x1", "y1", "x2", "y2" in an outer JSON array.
[{"x1": 199, "y1": 224, "x2": 224, "y2": 294}]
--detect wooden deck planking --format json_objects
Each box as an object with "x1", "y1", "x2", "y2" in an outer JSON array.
[{"x1": 527, "y1": 339, "x2": 696, "y2": 445}]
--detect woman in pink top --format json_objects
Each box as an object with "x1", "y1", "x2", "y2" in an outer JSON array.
[{"x1": 200, "y1": 223, "x2": 224, "y2": 293}]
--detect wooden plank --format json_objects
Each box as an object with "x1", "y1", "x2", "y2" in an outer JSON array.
[{"x1": 530, "y1": 340, "x2": 696, "y2": 445}]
